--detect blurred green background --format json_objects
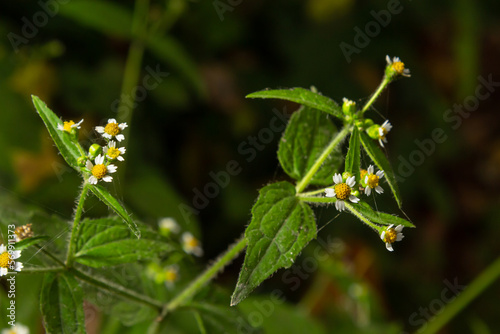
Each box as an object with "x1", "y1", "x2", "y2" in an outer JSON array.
[{"x1": 0, "y1": 0, "x2": 499, "y2": 333}]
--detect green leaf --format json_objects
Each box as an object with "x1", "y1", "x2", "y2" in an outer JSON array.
[
  {"x1": 231, "y1": 182, "x2": 316, "y2": 305},
  {"x1": 14, "y1": 236, "x2": 50, "y2": 251},
  {"x1": 88, "y1": 184, "x2": 141, "y2": 238},
  {"x1": 74, "y1": 217, "x2": 172, "y2": 267},
  {"x1": 32, "y1": 95, "x2": 82, "y2": 170},
  {"x1": 40, "y1": 272, "x2": 86, "y2": 334},
  {"x1": 349, "y1": 201, "x2": 415, "y2": 229},
  {"x1": 278, "y1": 106, "x2": 343, "y2": 186},
  {"x1": 247, "y1": 88, "x2": 343, "y2": 119},
  {"x1": 59, "y1": 0, "x2": 133, "y2": 39},
  {"x1": 345, "y1": 127, "x2": 361, "y2": 181},
  {"x1": 359, "y1": 131, "x2": 402, "y2": 208}
]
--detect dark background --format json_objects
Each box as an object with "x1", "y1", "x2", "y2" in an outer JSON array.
[{"x1": 0, "y1": 0, "x2": 499, "y2": 333}]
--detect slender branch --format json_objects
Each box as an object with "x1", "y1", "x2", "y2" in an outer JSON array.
[
  {"x1": 419, "y1": 256, "x2": 500, "y2": 334},
  {"x1": 295, "y1": 126, "x2": 351, "y2": 193},
  {"x1": 20, "y1": 266, "x2": 65, "y2": 274},
  {"x1": 298, "y1": 187, "x2": 331, "y2": 197},
  {"x1": 66, "y1": 182, "x2": 90, "y2": 267},
  {"x1": 344, "y1": 202, "x2": 379, "y2": 230},
  {"x1": 298, "y1": 196, "x2": 335, "y2": 204},
  {"x1": 160, "y1": 235, "x2": 248, "y2": 319},
  {"x1": 70, "y1": 267, "x2": 164, "y2": 311},
  {"x1": 361, "y1": 76, "x2": 391, "y2": 114}
]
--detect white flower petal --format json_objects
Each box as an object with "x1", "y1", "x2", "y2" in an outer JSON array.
[
  {"x1": 346, "y1": 176, "x2": 356, "y2": 187},
  {"x1": 57, "y1": 123, "x2": 64, "y2": 130},
  {"x1": 396, "y1": 234, "x2": 404, "y2": 242},
  {"x1": 10, "y1": 250, "x2": 21, "y2": 260},
  {"x1": 102, "y1": 176, "x2": 113, "y2": 182},
  {"x1": 116, "y1": 134, "x2": 125, "y2": 142},
  {"x1": 0, "y1": 245, "x2": 6, "y2": 253},
  {"x1": 367, "y1": 165, "x2": 374, "y2": 174},
  {"x1": 365, "y1": 187, "x2": 371, "y2": 196},
  {"x1": 119, "y1": 147, "x2": 126, "y2": 154},
  {"x1": 375, "y1": 186, "x2": 384, "y2": 194},
  {"x1": 117, "y1": 156, "x2": 124, "y2": 161},
  {"x1": 376, "y1": 170, "x2": 384, "y2": 178},
  {"x1": 107, "y1": 165, "x2": 117, "y2": 173},
  {"x1": 388, "y1": 224, "x2": 394, "y2": 229},
  {"x1": 380, "y1": 231, "x2": 386, "y2": 240},
  {"x1": 385, "y1": 55, "x2": 391, "y2": 64},
  {"x1": 95, "y1": 154, "x2": 104, "y2": 165},
  {"x1": 14, "y1": 262, "x2": 23, "y2": 271},
  {"x1": 333, "y1": 173, "x2": 342, "y2": 184},
  {"x1": 349, "y1": 195, "x2": 359, "y2": 203},
  {"x1": 325, "y1": 189, "x2": 335, "y2": 197},
  {"x1": 395, "y1": 225, "x2": 404, "y2": 232},
  {"x1": 103, "y1": 133, "x2": 112, "y2": 139},
  {"x1": 95, "y1": 126, "x2": 104, "y2": 133},
  {"x1": 385, "y1": 243, "x2": 394, "y2": 251},
  {"x1": 86, "y1": 160, "x2": 93, "y2": 170},
  {"x1": 379, "y1": 139, "x2": 385, "y2": 147},
  {"x1": 0, "y1": 267, "x2": 7, "y2": 276},
  {"x1": 119, "y1": 123, "x2": 128, "y2": 130},
  {"x1": 108, "y1": 118, "x2": 117, "y2": 123},
  {"x1": 89, "y1": 176, "x2": 98, "y2": 184},
  {"x1": 335, "y1": 200, "x2": 345, "y2": 212}
]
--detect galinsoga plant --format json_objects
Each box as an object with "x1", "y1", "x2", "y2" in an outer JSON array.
[{"x1": 5, "y1": 55, "x2": 414, "y2": 332}]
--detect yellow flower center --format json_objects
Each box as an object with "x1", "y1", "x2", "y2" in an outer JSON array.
[
  {"x1": 367, "y1": 174, "x2": 380, "y2": 188},
  {"x1": 360, "y1": 169, "x2": 368, "y2": 181},
  {"x1": 91, "y1": 164, "x2": 107, "y2": 179},
  {"x1": 334, "y1": 183, "x2": 351, "y2": 200},
  {"x1": 165, "y1": 270, "x2": 177, "y2": 282},
  {"x1": 63, "y1": 121, "x2": 75, "y2": 132},
  {"x1": 383, "y1": 228, "x2": 398, "y2": 243},
  {"x1": 187, "y1": 238, "x2": 199, "y2": 248},
  {"x1": 0, "y1": 251, "x2": 12, "y2": 269},
  {"x1": 107, "y1": 147, "x2": 121, "y2": 159},
  {"x1": 379, "y1": 127, "x2": 388, "y2": 140},
  {"x1": 104, "y1": 122, "x2": 120, "y2": 136},
  {"x1": 392, "y1": 62, "x2": 405, "y2": 74}
]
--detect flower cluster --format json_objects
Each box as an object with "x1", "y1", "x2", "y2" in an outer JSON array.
[
  {"x1": 0, "y1": 244, "x2": 23, "y2": 276},
  {"x1": 325, "y1": 165, "x2": 385, "y2": 211},
  {"x1": 324, "y1": 166, "x2": 404, "y2": 251},
  {"x1": 146, "y1": 262, "x2": 180, "y2": 289},
  {"x1": 58, "y1": 118, "x2": 128, "y2": 185},
  {"x1": 158, "y1": 218, "x2": 203, "y2": 257},
  {"x1": 1, "y1": 323, "x2": 29, "y2": 334}
]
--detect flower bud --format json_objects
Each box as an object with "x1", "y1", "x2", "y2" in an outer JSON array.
[
  {"x1": 366, "y1": 124, "x2": 380, "y2": 140},
  {"x1": 342, "y1": 98, "x2": 356, "y2": 116},
  {"x1": 77, "y1": 156, "x2": 88, "y2": 167},
  {"x1": 342, "y1": 171, "x2": 352, "y2": 181},
  {"x1": 88, "y1": 144, "x2": 102, "y2": 160}
]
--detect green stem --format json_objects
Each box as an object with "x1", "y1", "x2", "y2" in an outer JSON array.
[
  {"x1": 299, "y1": 196, "x2": 336, "y2": 204},
  {"x1": 35, "y1": 244, "x2": 66, "y2": 267},
  {"x1": 160, "y1": 235, "x2": 248, "y2": 318},
  {"x1": 20, "y1": 266, "x2": 65, "y2": 274},
  {"x1": 419, "y1": 256, "x2": 500, "y2": 334},
  {"x1": 66, "y1": 182, "x2": 90, "y2": 267},
  {"x1": 116, "y1": 0, "x2": 149, "y2": 182},
  {"x1": 361, "y1": 76, "x2": 391, "y2": 114},
  {"x1": 298, "y1": 187, "x2": 331, "y2": 197},
  {"x1": 70, "y1": 267, "x2": 163, "y2": 311},
  {"x1": 295, "y1": 126, "x2": 351, "y2": 193}
]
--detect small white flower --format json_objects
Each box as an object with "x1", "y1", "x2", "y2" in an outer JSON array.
[
  {"x1": 386, "y1": 55, "x2": 411, "y2": 77},
  {"x1": 364, "y1": 165, "x2": 385, "y2": 196},
  {"x1": 104, "y1": 140, "x2": 126, "y2": 161},
  {"x1": 57, "y1": 119, "x2": 83, "y2": 133},
  {"x1": 164, "y1": 264, "x2": 179, "y2": 289},
  {"x1": 158, "y1": 217, "x2": 180, "y2": 235},
  {"x1": 378, "y1": 120, "x2": 392, "y2": 147},
  {"x1": 325, "y1": 173, "x2": 360, "y2": 212},
  {"x1": 0, "y1": 244, "x2": 23, "y2": 276},
  {"x1": 85, "y1": 154, "x2": 117, "y2": 184},
  {"x1": 380, "y1": 224, "x2": 404, "y2": 251},
  {"x1": 95, "y1": 118, "x2": 128, "y2": 142},
  {"x1": 1, "y1": 323, "x2": 30, "y2": 334},
  {"x1": 182, "y1": 232, "x2": 203, "y2": 257}
]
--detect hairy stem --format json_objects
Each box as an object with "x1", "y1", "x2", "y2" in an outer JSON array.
[
  {"x1": 419, "y1": 255, "x2": 500, "y2": 334},
  {"x1": 361, "y1": 76, "x2": 390, "y2": 114},
  {"x1": 160, "y1": 235, "x2": 248, "y2": 318},
  {"x1": 65, "y1": 182, "x2": 90, "y2": 267},
  {"x1": 295, "y1": 126, "x2": 351, "y2": 193}
]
